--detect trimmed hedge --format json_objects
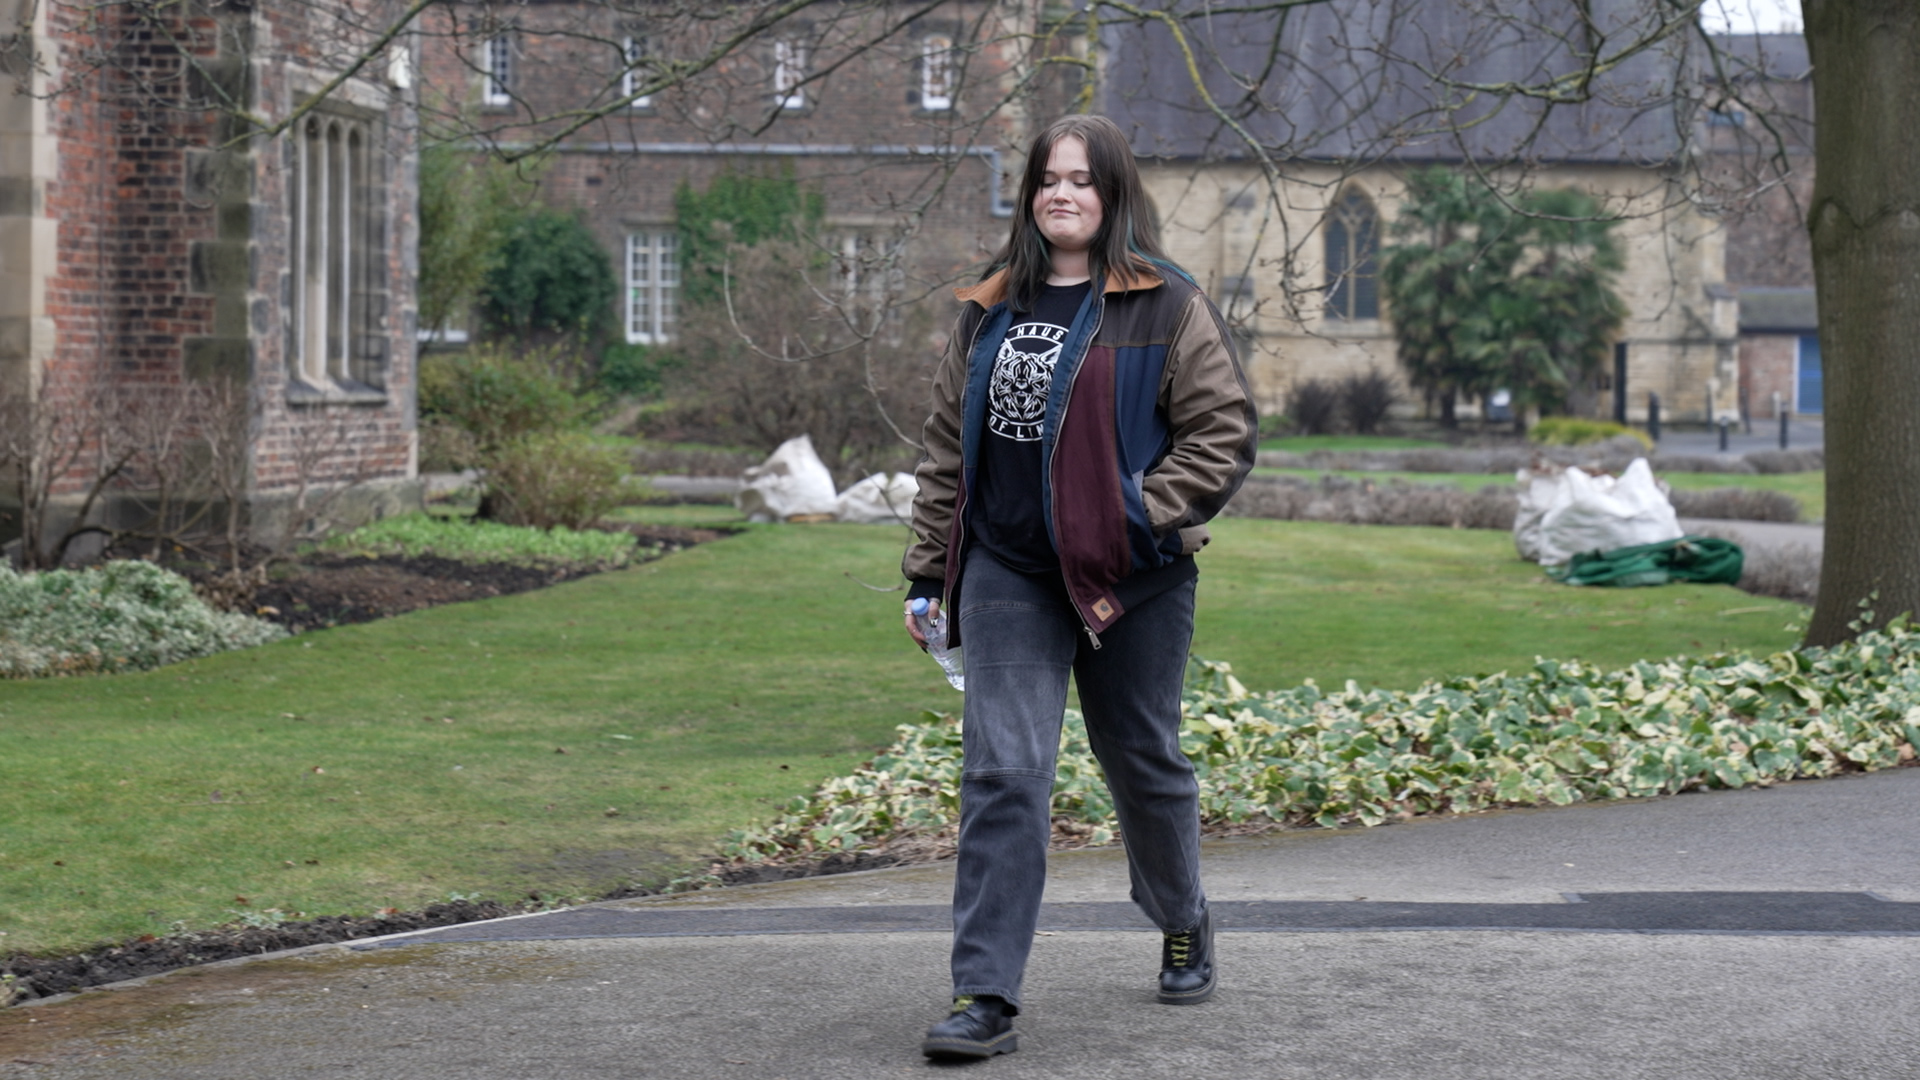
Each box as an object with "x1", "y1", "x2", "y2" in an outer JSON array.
[
  {"x1": 720, "y1": 623, "x2": 1920, "y2": 859},
  {"x1": 0, "y1": 561, "x2": 287, "y2": 678}
]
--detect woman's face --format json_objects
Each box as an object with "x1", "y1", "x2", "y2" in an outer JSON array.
[{"x1": 1031, "y1": 135, "x2": 1103, "y2": 255}]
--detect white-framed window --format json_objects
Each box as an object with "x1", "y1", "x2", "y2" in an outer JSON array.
[
  {"x1": 920, "y1": 34, "x2": 954, "y2": 111},
  {"x1": 773, "y1": 39, "x2": 807, "y2": 110},
  {"x1": 621, "y1": 36, "x2": 650, "y2": 108},
  {"x1": 483, "y1": 34, "x2": 513, "y2": 106},
  {"x1": 626, "y1": 231, "x2": 679, "y2": 344},
  {"x1": 291, "y1": 115, "x2": 371, "y2": 386}
]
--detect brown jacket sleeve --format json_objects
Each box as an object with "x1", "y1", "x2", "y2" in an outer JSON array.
[
  {"x1": 902, "y1": 307, "x2": 979, "y2": 585},
  {"x1": 1141, "y1": 291, "x2": 1259, "y2": 552}
]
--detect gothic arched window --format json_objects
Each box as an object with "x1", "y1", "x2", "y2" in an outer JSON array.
[{"x1": 1325, "y1": 189, "x2": 1380, "y2": 321}]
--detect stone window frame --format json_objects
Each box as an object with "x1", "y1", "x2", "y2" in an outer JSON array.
[
  {"x1": 286, "y1": 103, "x2": 391, "y2": 404},
  {"x1": 626, "y1": 228, "x2": 680, "y2": 345},
  {"x1": 1324, "y1": 186, "x2": 1381, "y2": 322}
]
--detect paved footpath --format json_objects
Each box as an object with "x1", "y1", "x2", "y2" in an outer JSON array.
[{"x1": 5, "y1": 768, "x2": 1917, "y2": 1079}]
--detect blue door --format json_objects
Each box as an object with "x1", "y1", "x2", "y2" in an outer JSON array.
[{"x1": 1796, "y1": 334, "x2": 1823, "y2": 414}]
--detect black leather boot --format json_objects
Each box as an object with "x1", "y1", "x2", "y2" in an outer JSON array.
[
  {"x1": 1157, "y1": 908, "x2": 1216, "y2": 1004},
  {"x1": 921, "y1": 994, "x2": 1018, "y2": 1059}
]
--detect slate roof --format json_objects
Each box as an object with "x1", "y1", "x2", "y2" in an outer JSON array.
[
  {"x1": 1706, "y1": 33, "x2": 1810, "y2": 82},
  {"x1": 1098, "y1": 0, "x2": 1693, "y2": 164}
]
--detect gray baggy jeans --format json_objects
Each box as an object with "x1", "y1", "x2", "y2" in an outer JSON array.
[{"x1": 949, "y1": 548, "x2": 1207, "y2": 1010}]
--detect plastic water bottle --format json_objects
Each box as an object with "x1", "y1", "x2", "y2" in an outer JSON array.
[{"x1": 910, "y1": 597, "x2": 965, "y2": 692}]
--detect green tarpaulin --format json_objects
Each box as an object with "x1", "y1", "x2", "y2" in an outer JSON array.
[{"x1": 1549, "y1": 536, "x2": 1744, "y2": 588}]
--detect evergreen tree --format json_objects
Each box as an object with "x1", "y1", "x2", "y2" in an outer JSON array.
[{"x1": 1379, "y1": 169, "x2": 1625, "y2": 429}]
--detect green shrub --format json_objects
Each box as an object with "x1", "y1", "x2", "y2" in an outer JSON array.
[
  {"x1": 0, "y1": 561, "x2": 286, "y2": 678},
  {"x1": 599, "y1": 342, "x2": 675, "y2": 399},
  {"x1": 322, "y1": 512, "x2": 640, "y2": 567},
  {"x1": 417, "y1": 415, "x2": 481, "y2": 473},
  {"x1": 420, "y1": 346, "x2": 584, "y2": 453},
  {"x1": 721, "y1": 623, "x2": 1920, "y2": 858},
  {"x1": 480, "y1": 207, "x2": 620, "y2": 341},
  {"x1": 1530, "y1": 417, "x2": 1653, "y2": 450},
  {"x1": 486, "y1": 432, "x2": 628, "y2": 530}
]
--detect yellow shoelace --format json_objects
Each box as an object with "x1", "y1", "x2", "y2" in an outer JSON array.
[
  {"x1": 951, "y1": 995, "x2": 976, "y2": 1013},
  {"x1": 1167, "y1": 932, "x2": 1194, "y2": 965}
]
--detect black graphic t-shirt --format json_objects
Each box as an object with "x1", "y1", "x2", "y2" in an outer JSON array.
[{"x1": 973, "y1": 280, "x2": 1090, "y2": 574}]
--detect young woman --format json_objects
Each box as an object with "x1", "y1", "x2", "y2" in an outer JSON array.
[{"x1": 902, "y1": 114, "x2": 1258, "y2": 1059}]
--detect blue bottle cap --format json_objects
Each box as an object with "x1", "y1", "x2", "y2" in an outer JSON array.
[{"x1": 910, "y1": 597, "x2": 929, "y2": 615}]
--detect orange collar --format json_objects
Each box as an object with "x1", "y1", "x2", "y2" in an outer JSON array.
[{"x1": 952, "y1": 264, "x2": 1164, "y2": 307}]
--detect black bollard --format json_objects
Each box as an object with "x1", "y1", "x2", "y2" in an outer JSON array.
[
  {"x1": 1648, "y1": 392, "x2": 1661, "y2": 443},
  {"x1": 1779, "y1": 408, "x2": 1790, "y2": 450},
  {"x1": 1718, "y1": 418, "x2": 1729, "y2": 452}
]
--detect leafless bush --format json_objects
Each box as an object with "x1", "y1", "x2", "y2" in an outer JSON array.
[
  {"x1": 1339, "y1": 368, "x2": 1397, "y2": 435},
  {"x1": 1288, "y1": 379, "x2": 1342, "y2": 436},
  {"x1": 0, "y1": 370, "x2": 138, "y2": 568},
  {"x1": 1669, "y1": 487, "x2": 1802, "y2": 523},
  {"x1": 653, "y1": 237, "x2": 935, "y2": 487},
  {"x1": 1745, "y1": 449, "x2": 1825, "y2": 474},
  {"x1": 486, "y1": 432, "x2": 626, "y2": 529},
  {"x1": 1225, "y1": 475, "x2": 1517, "y2": 530}
]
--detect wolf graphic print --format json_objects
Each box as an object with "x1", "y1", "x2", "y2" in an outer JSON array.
[{"x1": 987, "y1": 321, "x2": 1068, "y2": 442}]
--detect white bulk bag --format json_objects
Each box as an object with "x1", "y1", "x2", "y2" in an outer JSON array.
[
  {"x1": 1514, "y1": 458, "x2": 1682, "y2": 566},
  {"x1": 735, "y1": 435, "x2": 840, "y2": 522},
  {"x1": 834, "y1": 472, "x2": 919, "y2": 524}
]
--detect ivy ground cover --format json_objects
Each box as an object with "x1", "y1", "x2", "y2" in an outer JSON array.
[
  {"x1": 0, "y1": 519, "x2": 1802, "y2": 954},
  {"x1": 726, "y1": 627, "x2": 1920, "y2": 861}
]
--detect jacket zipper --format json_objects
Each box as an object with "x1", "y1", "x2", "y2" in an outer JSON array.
[{"x1": 1047, "y1": 288, "x2": 1106, "y2": 650}]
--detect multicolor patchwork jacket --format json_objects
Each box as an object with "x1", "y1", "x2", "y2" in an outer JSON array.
[{"x1": 902, "y1": 262, "x2": 1259, "y2": 646}]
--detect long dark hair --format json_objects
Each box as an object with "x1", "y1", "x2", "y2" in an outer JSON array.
[{"x1": 989, "y1": 115, "x2": 1168, "y2": 312}]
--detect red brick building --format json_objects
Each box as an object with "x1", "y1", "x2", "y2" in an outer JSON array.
[
  {"x1": 1, "y1": 0, "x2": 421, "y2": 560},
  {"x1": 411, "y1": 1, "x2": 1031, "y2": 348}
]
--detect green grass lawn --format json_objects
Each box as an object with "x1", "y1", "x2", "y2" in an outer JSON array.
[
  {"x1": 1192, "y1": 519, "x2": 1801, "y2": 692},
  {"x1": 605, "y1": 504, "x2": 749, "y2": 529},
  {"x1": 1252, "y1": 467, "x2": 1827, "y2": 521},
  {"x1": 0, "y1": 519, "x2": 1806, "y2": 954}
]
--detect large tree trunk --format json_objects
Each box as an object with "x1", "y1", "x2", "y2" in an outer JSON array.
[{"x1": 1803, "y1": 1, "x2": 1920, "y2": 645}]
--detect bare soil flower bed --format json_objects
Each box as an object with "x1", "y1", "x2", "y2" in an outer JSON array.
[
  {"x1": 2, "y1": 900, "x2": 526, "y2": 1004},
  {"x1": 173, "y1": 522, "x2": 730, "y2": 634}
]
